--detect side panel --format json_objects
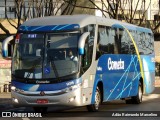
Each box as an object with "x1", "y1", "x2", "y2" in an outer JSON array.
[
  {"x1": 80, "y1": 74, "x2": 95, "y2": 105},
  {"x1": 142, "y1": 55, "x2": 155, "y2": 94},
  {"x1": 92, "y1": 54, "x2": 141, "y2": 103}
]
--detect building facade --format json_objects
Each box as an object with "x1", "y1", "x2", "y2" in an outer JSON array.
[{"x1": 95, "y1": 0, "x2": 160, "y2": 20}]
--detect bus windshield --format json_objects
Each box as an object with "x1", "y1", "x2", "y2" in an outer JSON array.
[{"x1": 12, "y1": 33, "x2": 79, "y2": 79}]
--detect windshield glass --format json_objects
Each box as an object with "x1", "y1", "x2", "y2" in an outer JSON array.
[
  {"x1": 12, "y1": 33, "x2": 79, "y2": 79},
  {"x1": 12, "y1": 34, "x2": 44, "y2": 79},
  {"x1": 43, "y1": 33, "x2": 79, "y2": 79}
]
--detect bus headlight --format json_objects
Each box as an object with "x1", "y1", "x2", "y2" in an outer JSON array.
[
  {"x1": 63, "y1": 83, "x2": 81, "y2": 93},
  {"x1": 11, "y1": 86, "x2": 24, "y2": 93},
  {"x1": 11, "y1": 86, "x2": 16, "y2": 91}
]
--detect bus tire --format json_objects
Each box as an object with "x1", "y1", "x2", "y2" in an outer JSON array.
[
  {"x1": 131, "y1": 82, "x2": 143, "y2": 104},
  {"x1": 87, "y1": 87, "x2": 101, "y2": 112},
  {"x1": 33, "y1": 107, "x2": 48, "y2": 113},
  {"x1": 125, "y1": 82, "x2": 143, "y2": 104}
]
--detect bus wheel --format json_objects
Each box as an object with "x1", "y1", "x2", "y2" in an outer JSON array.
[
  {"x1": 132, "y1": 82, "x2": 143, "y2": 104},
  {"x1": 87, "y1": 87, "x2": 101, "y2": 112},
  {"x1": 125, "y1": 82, "x2": 143, "y2": 104},
  {"x1": 33, "y1": 107, "x2": 48, "y2": 113}
]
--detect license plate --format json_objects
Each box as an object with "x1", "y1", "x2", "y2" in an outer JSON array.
[{"x1": 36, "y1": 99, "x2": 48, "y2": 104}]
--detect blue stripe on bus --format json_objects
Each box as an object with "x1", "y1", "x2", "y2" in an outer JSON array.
[
  {"x1": 19, "y1": 24, "x2": 80, "y2": 32},
  {"x1": 51, "y1": 25, "x2": 59, "y2": 30},
  {"x1": 127, "y1": 58, "x2": 139, "y2": 97},
  {"x1": 112, "y1": 24, "x2": 152, "y2": 33},
  {"x1": 115, "y1": 73, "x2": 141, "y2": 99},
  {"x1": 57, "y1": 24, "x2": 72, "y2": 30},
  {"x1": 112, "y1": 24, "x2": 136, "y2": 31},
  {"x1": 12, "y1": 78, "x2": 82, "y2": 91},
  {"x1": 2, "y1": 50, "x2": 7, "y2": 57},
  {"x1": 31, "y1": 26, "x2": 46, "y2": 31},
  {"x1": 24, "y1": 26, "x2": 27, "y2": 31},
  {"x1": 79, "y1": 48, "x2": 84, "y2": 55},
  {"x1": 136, "y1": 27, "x2": 152, "y2": 33},
  {"x1": 105, "y1": 55, "x2": 139, "y2": 100},
  {"x1": 91, "y1": 54, "x2": 154, "y2": 103},
  {"x1": 91, "y1": 55, "x2": 141, "y2": 103}
]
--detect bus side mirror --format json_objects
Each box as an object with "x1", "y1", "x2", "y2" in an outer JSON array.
[
  {"x1": 78, "y1": 32, "x2": 90, "y2": 55},
  {"x1": 2, "y1": 35, "x2": 14, "y2": 58}
]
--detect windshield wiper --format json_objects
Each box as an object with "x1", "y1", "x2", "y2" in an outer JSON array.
[{"x1": 49, "y1": 56, "x2": 60, "y2": 80}]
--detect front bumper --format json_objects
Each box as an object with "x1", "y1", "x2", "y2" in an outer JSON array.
[{"x1": 11, "y1": 87, "x2": 82, "y2": 107}]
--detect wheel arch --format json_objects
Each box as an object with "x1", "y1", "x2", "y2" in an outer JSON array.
[
  {"x1": 97, "y1": 81, "x2": 104, "y2": 103},
  {"x1": 139, "y1": 77, "x2": 144, "y2": 94}
]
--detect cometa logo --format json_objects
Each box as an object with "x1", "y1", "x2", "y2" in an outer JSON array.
[{"x1": 108, "y1": 57, "x2": 124, "y2": 70}]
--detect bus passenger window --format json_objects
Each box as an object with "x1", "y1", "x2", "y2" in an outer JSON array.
[
  {"x1": 98, "y1": 26, "x2": 108, "y2": 53},
  {"x1": 135, "y1": 32, "x2": 154, "y2": 55},
  {"x1": 120, "y1": 30, "x2": 136, "y2": 54},
  {"x1": 114, "y1": 29, "x2": 121, "y2": 54},
  {"x1": 96, "y1": 26, "x2": 115, "y2": 60},
  {"x1": 120, "y1": 30, "x2": 127, "y2": 54}
]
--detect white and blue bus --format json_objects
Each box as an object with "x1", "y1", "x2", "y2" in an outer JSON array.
[{"x1": 3, "y1": 15, "x2": 155, "y2": 112}]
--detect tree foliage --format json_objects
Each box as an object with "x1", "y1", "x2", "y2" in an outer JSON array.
[
  {"x1": 2, "y1": 0, "x2": 76, "y2": 35},
  {"x1": 1, "y1": 0, "x2": 160, "y2": 35},
  {"x1": 86, "y1": 0, "x2": 160, "y2": 33}
]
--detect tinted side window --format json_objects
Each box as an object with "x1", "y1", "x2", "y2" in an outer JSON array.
[
  {"x1": 98, "y1": 26, "x2": 109, "y2": 53},
  {"x1": 144, "y1": 33, "x2": 154, "y2": 54},
  {"x1": 96, "y1": 26, "x2": 115, "y2": 59},
  {"x1": 120, "y1": 30, "x2": 136, "y2": 54},
  {"x1": 130, "y1": 31, "x2": 137, "y2": 54},
  {"x1": 136, "y1": 32, "x2": 154, "y2": 55},
  {"x1": 137, "y1": 32, "x2": 145, "y2": 54}
]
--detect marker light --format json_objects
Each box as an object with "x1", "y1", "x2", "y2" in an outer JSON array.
[
  {"x1": 15, "y1": 34, "x2": 20, "y2": 43},
  {"x1": 69, "y1": 96, "x2": 76, "y2": 102}
]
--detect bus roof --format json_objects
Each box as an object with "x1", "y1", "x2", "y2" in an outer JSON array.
[
  {"x1": 21, "y1": 15, "x2": 97, "y2": 27},
  {"x1": 19, "y1": 14, "x2": 152, "y2": 34}
]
